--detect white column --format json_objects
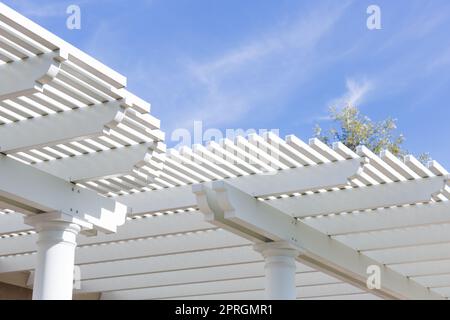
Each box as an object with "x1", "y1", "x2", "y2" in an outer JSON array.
[
  {"x1": 254, "y1": 241, "x2": 298, "y2": 300},
  {"x1": 24, "y1": 212, "x2": 86, "y2": 300}
]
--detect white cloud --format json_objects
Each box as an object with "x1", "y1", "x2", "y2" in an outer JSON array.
[
  {"x1": 428, "y1": 45, "x2": 450, "y2": 70},
  {"x1": 329, "y1": 78, "x2": 373, "y2": 110},
  {"x1": 78, "y1": 1, "x2": 353, "y2": 133},
  {"x1": 166, "y1": 1, "x2": 352, "y2": 129},
  {"x1": 7, "y1": 0, "x2": 111, "y2": 19},
  {"x1": 7, "y1": 0, "x2": 71, "y2": 18}
]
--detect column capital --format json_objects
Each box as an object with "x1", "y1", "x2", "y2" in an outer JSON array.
[
  {"x1": 254, "y1": 241, "x2": 298, "y2": 300},
  {"x1": 24, "y1": 212, "x2": 87, "y2": 300},
  {"x1": 24, "y1": 211, "x2": 93, "y2": 231},
  {"x1": 253, "y1": 241, "x2": 300, "y2": 258}
]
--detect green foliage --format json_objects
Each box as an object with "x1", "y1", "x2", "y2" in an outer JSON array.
[{"x1": 314, "y1": 105, "x2": 406, "y2": 156}]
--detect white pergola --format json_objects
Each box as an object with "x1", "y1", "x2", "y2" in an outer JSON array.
[{"x1": 1, "y1": 3, "x2": 450, "y2": 300}]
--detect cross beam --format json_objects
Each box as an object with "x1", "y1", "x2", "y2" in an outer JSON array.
[
  {"x1": 33, "y1": 142, "x2": 165, "y2": 182},
  {"x1": 119, "y1": 158, "x2": 364, "y2": 214},
  {"x1": 192, "y1": 181, "x2": 443, "y2": 300},
  {"x1": 0, "y1": 154, "x2": 128, "y2": 233},
  {"x1": 0, "y1": 100, "x2": 158, "y2": 153},
  {"x1": 0, "y1": 51, "x2": 64, "y2": 100},
  {"x1": 270, "y1": 176, "x2": 448, "y2": 217}
]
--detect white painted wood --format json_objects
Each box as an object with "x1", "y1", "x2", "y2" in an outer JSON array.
[
  {"x1": 254, "y1": 241, "x2": 298, "y2": 299},
  {"x1": 335, "y1": 223, "x2": 450, "y2": 252},
  {"x1": 357, "y1": 146, "x2": 406, "y2": 182},
  {"x1": 269, "y1": 176, "x2": 446, "y2": 217},
  {"x1": 118, "y1": 159, "x2": 363, "y2": 215},
  {"x1": 2, "y1": 2, "x2": 450, "y2": 300},
  {"x1": 411, "y1": 274, "x2": 450, "y2": 288},
  {"x1": 0, "y1": 52, "x2": 61, "y2": 100},
  {"x1": 101, "y1": 279, "x2": 359, "y2": 300},
  {"x1": 25, "y1": 213, "x2": 81, "y2": 300},
  {"x1": 228, "y1": 158, "x2": 362, "y2": 198},
  {"x1": 0, "y1": 212, "x2": 213, "y2": 256},
  {"x1": 309, "y1": 138, "x2": 345, "y2": 161},
  {"x1": 77, "y1": 263, "x2": 327, "y2": 294},
  {"x1": 0, "y1": 229, "x2": 250, "y2": 273},
  {"x1": 161, "y1": 285, "x2": 373, "y2": 300},
  {"x1": 305, "y1": 201, "x2": 450, "y2": 236},
  {"x1": 380, "y1": 150, "x2": 420, "y2": 180},
  {"x1": 0, "y1": 2, "x2": 126, "y2": 88},
  {"x1": 389, "y1": 259, "x2": 450, "y2": 277},
  {"x1": 0, "y1": 101, "x2": 128, "y2": 153},
  {"x1": 301, "y1": 292, "x2": 381, "y2": 300},
  {"x1": 366, "y1": 243, "x2": 450, "y2": 265},
  {"x1": 332, "y1": 141, "x2": 359, "y2": 159},
  {"x1": 119, "y1": 185, "x2": 197, "y2": 214},
  {"x1": 404, "y1": 155, "x2": 434, "y2": 178},
  {"x1": 0, "y1": 211, "x2": 29, "y2": 234},
  {"x1": 431, "y1": 287, "x2": 450, "y2": 298},
  {"x1": 33, "y1": 142, "x2": 162, "y2": 182},
  {"x1": 77, "y1": 246, "x2": 267, "y2": 280},
  {"x1": 198, "y1": 181, "x2": 443, "y2": 299},
  {"x1": 0, "y1": 155, "x2": 127, "y2": 233}
]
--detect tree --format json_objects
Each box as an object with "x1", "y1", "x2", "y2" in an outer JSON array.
[{"x1": 314, "y1": 105, "x2": 429, "y2": 162}]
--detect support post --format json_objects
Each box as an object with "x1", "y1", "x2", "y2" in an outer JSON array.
[
  {"x1": 24, "y1": 212, "x2": 90, "y2": 300},
  {"x1": 254, "y1": 241, "x2": 298, "y2": 300}
]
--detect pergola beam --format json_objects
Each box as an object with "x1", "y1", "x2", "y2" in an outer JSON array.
[
  {"x1": 78, "y1": 246, "x2": 267, "y2": 280},
  {"x1": 0, "y1": 51, "x2": 63, "y2": 100},
  {"x1": 0, "y1": 211, "x2": 29, "y2": 234},
  {"x1": 307, "y1": 201, "x2": 450, "y2": 236},
  {"x1": 118, "y1": 158, "x2": 363, "y2": 215},
  {"x1": 161, "y1": 289, "x2": 376, "y2": 301},
  {"x1": 33, "y1": 142, "x2": 164, "y2": 182},
  {"x1": 0, "y1": 154, "x2": 127, "y2": 233},
  {"x1": 119, "y1": 185, "x2": 197, "y2": 215},
  {"x1": 270, "y1": 176, "x2": 448, "y2": 217},
  {"x1": 228, "y1": 158, "x2": 363, "y2": 197},
  {"x1": 367, "y1": 244, "x2": 450, "y2": 265},
  {"x1": 100, "y1": 276, "x2": 359, "y2": 300},
  {"x1": 0, "y1": 2, "x2": 126, "y2": 88},
  {"x1": 0, "y1": 229, "x2": 249, "y2": 273},
  {"x1": 0, "y1": 212, "x2": 212, "y2": 256},
  {"x1": 336, "y1": 223, "x2": 450, "y2": 252},
  {"x1": 0, "y1": 100, "x2": 128, "y2": 153},
  {"x1": 78, "y1": 265, "x2": 332, "y2": 294},
  {"x1": 193, "y1": 181, "x2": 443, "y2": 299}
]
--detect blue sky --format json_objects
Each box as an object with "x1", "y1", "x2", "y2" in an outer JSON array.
[{"x1": 4, "y1": 0, "x2": 450, "y2": 167}]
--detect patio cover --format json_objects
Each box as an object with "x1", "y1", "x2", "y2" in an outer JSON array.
[{"x1": 1, "y1": 3, "x2": 450, "y2": 300}]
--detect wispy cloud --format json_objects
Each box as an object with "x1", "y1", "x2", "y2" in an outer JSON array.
[
  {"x1": 428, "y1": 45, "x2": 450, "y2": 70},
  {"x1": 306, "y1": 78, "x2": 373, "y2": 125},
  {"x1": 328, "y1": 78, "x2": 373, "y2": 110},
  {"x1": 375, "y1": 3, "x2": 450, "y2": 54},
  {"x1": 75, "y1": 1, "x2": 354, "y2": 134},
  {"x1": 5, "y1": 0, "x2": 113, "y2": 19},
  {"x1": 146, "y1": 1, "x2": 353, "y2": 130},
  {"x1": 6, "y1": 0, "x2": 72, "y2": 18}
]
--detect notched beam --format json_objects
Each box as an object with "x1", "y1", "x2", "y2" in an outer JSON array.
[
  {"x1": 0, "y1": 155, "x2": 128, "y2": 233},
  {"x1": 0, "y1": 51, "x2": 66, "y2": 100},
  {"x1": 193, "y1": 181, "x2": 443, "y2": 300},
  {"x1": 0, "y1": 99, "x2": 156, "y2": 153},
  {"x1": 271, "y1": 176, "x2": 449, "y2": 218},
  {"x1": 228, "y1": 158, "x2": 364, "y2": 197},
  {"x1": 33, "y1": 142, "x2": 165, "y2": 182}
]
